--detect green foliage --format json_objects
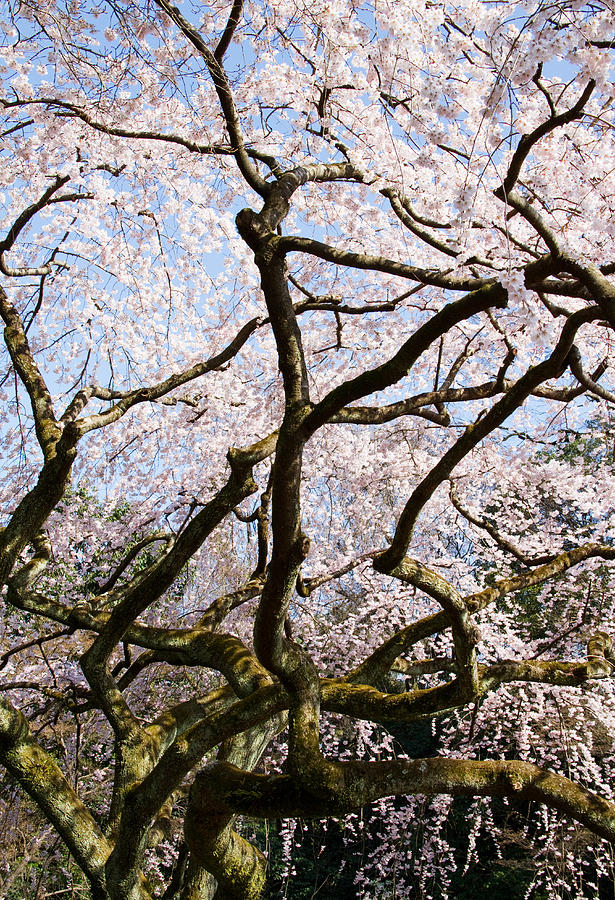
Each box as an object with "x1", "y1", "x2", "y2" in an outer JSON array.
[{"x1": 539, "y1": 424, "x2": 615, "y2": 470}]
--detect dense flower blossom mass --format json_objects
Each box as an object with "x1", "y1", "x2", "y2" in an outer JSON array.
[{"x1": 0, "y1": 0, "x2": 615, "y2": 897}]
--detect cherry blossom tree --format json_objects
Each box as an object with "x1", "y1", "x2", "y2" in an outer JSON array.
[{"x1": 1, "y1": 0, "x2": 615, "y2": 897}]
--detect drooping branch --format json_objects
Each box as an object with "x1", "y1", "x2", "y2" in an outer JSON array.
[
  {"x1": 568, "y1": 345, "x2": 615, "y2": 402},
  {"x1": 382, "y1": 187, "x2": 493, "y2": 268},
  {"x1": 380, "y1": 556, "x2": 479, "y2": 696},
  {"x1": 1, "y1": 95, "x2": 287, "y2": 183},
  {"x1": 350, "y1": 537, "x2": 615, "y2": 688}
]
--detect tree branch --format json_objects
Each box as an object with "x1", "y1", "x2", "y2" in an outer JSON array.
[
  {"x1": 154, "y1": 0, "x2": 269, "y2": 197},
  {"x1": 496, "y1": 80, "x2": 595, "y2": 199},
  {"x1": 376, "y1": 306, "x2": 600, "y2": 570},
  {"x1": 69, "y1": 316, "x2": 261, "y2": 434},
  {"x1": 0, "y1": 695, "x2": 115, "y2": 898},
  {"x1": 197, "y1": 756, "x2": 615, "y2": 845}
]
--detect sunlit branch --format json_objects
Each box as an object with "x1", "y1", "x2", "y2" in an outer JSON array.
[
  {"x1": 104, "y1": 683, "x2": 287, "y2": 895},
  {"x1": 321, "y1": 676, "x2": 471, "y2": 722},
  {"x1": 0, "y1": 695, "x2": 113, "y2": 897},
  {"x1": 347, "y1": 611, "x2": 449, "y2": 685},
  {"x1": 467, "y1": 543, "x2": 615, "y2": 613},
  {"x1": 145, "y1": 686, "x2": 237, "y2": 757},
  {"x1": 239, "y1": 162, "x2": 364, "y2": 239},
  {"x1": 7, "y1": 573, "x2": 271, "y2": 698},
  {"x1": 479, "y1": 657, "x2": 602, "y2": 691},
  {"x1": 183, "y1": 713, "x2": 284, "y2": 900},
  {"x1": 586, "y1": 631, "x2": 615, "y2": 678},
  {"x1": 391, "y1": 656, "x2": 457, "y2": 677},
  {"x1": 276, "y1": 233, "x2": 488, "y2": 290},
  {"x1": 196, "y1": 575, "x2": 266, "y2": 631}
]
